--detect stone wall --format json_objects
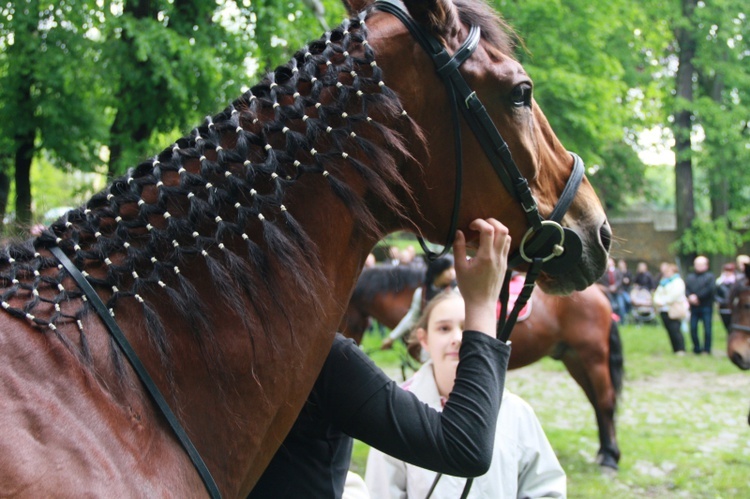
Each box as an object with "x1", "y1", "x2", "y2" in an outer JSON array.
[{"x1": 608, "y1": 210, "x2": 750, "y2": 274}]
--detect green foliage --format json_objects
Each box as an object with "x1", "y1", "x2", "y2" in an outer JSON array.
[
  {"x1": 0, "y1": 0, "x2": 347, "y2": 217},
  {"x1": 1, "y1": 0, "x2": 749, "y2": 243},
  {"x1": 491, "y1": 0, "x2": 673, "y2": 211},
  {"x1": 0, "y1": 0, "x2": 110, "y2": 169},
  {"x1": 671, "y1": 216, "x2": 745, "y2": 256}
]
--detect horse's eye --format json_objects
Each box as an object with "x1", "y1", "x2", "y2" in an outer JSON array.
[{"x1": 510, "y1": 83, "x2": 532, "y2": 107}]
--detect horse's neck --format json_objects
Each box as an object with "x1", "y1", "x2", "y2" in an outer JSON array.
[{"x1": 29, "y1": 16, "x2": 426, "y2": 490}]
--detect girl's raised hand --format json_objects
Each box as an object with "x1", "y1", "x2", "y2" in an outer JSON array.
[{"x1": 453, "y1": 219, "x2": 511, "y2": 337}]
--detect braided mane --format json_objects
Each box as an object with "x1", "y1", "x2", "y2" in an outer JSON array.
[{"x1": 0, "y1": 14, "x2": 424, "y2": 373}]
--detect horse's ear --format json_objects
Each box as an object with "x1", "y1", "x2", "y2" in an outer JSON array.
[
  {"x1": 341, "y1": 0, "x2": 374, "y2": 16},
  {"x1": 402, "y1": 0, "x2": 458, "y2": 37}
]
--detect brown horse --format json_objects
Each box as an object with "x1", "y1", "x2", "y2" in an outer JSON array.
[
  {"x1": 0, "y1": 1, "x2": 610, "y2": 496},
  {"x1": 728, "y1": 266, "x2": 750, "y2": 371},
  {"x1": 341, "y1": 265, "x2": 623, "y2": 469},
  {"x1": 727, "y1": 266, "x2": 750, "y2": 425}
]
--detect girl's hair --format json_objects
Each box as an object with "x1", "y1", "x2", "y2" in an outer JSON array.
[
  {"x1": 406, "y1": 288, "x2": 462, "y2": 361},
  {"x1": 423, "y1": 255, "x2": 455, "y2": 302}
]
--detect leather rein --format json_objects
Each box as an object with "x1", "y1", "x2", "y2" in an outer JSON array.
[{"x1": 49, "y1": 246, "x2": 222, "y2": 498}]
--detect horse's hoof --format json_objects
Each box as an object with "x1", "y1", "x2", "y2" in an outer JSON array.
[{"x1": 596, "y1": 454, "x2": 619, "y2": 473}]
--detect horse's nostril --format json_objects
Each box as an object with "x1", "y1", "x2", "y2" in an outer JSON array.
[{"x1": 599, "y1": 221, "x2": 612, "y2": 252}]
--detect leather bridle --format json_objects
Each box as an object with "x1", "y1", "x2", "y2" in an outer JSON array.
[
  {"x1": 373, "y1": 0, "x2": 586, "y2": 344},
  {"x1": 372, "y1": 2, "x2": 587, "y2": 497},
  {"x1": 372, "y1": 1, "x2": 584, "y2": 275}
]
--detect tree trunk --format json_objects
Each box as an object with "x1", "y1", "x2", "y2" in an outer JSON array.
[
  {"x1": 6, "y1": 0, "x2": 39, "y2": 230},
  {"x1": 673, "y1": 0, "x2": 697, "y2": 264},
  {"x1": 0, "y1": 160, "x2": 11, "y2": 231},
  {"x1": 704, "y1": 55, "x2": 729, "y2": 222},
  {"x1": 107, "y1": 0, "x2": 158, "y2": 178}
]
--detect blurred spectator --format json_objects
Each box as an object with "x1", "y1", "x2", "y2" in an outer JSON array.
[
  {"x1": 596, "y1": 257, "x2": 627, "y2": 323},
  {"x1": 715, "y1": 263, "x2": 736, "y2": 333},
  {"x1": 364, "y1": 253, "x2": 376, "y2": 268},
  {"x1": 652, "y1": 263, "x2": 687, "y2": 355},
  {"x1": 737, "y1": 255, "x2": 750, "y2": 274},
  {"x1": 30, "y1": 224, "x2": 46, "y2": 237},
  {"x1": 685, "y1": 256, "x2": 716, "y2": 355},
  {"x1": 398, "y1": 246, "x2": 416, "y2": 266},
  {"x1": 617, "y1": 259, "x2": 633, "y2": 318},
  {"x1": 633, "y1": 261, "x2": 656, "y2": 292},
  {"x1": 388, "y1": 246, "x2": 400, "y2": 266}
]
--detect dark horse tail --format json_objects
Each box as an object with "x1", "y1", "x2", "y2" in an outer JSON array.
[{"x1": 609, "y1": 320, "x2": 624, "y2": 396}]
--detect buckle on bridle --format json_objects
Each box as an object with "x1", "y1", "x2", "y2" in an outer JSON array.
[{"x1": 519, "y1": 220, "x2": 566, "y2": 263}]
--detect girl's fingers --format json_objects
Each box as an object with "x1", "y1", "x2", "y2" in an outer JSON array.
[
  {"x1": 468, "y1": 219, "x2": 494, "y2": 259},
  {"x1": 453, "y1": 229, "x2": 467, "y2": 270}
]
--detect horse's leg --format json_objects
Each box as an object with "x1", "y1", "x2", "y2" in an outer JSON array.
[{"x1": 560, "y1": 333, "x2": 621, "y2": 470}]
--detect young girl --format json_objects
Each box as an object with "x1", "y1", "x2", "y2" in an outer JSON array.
[
  {"x1": 365, "y1": 289, "x2": 566, "y2": 498},
  {"x1": 251, "y1": 219, "x2": 514, "y2": 498}
]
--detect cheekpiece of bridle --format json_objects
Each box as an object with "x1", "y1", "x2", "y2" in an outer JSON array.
[{"x1": 372, "y1": 0, "x2": 585, "y2": 344}]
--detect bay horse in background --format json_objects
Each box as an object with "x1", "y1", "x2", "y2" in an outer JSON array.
[
  {"x1": 0, "y1": 0, "x2": 611, "y2": 496},
  {"x1": 341, "y1": 264, "x2": 623, "y2": 470},
  {"x1": 727, "y1": 265, "x2": 750, "y2": 425}
]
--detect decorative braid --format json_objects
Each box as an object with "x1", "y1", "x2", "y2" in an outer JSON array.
[{"x1": 1, "y1": 14, "x2": 422, "y2": 374}]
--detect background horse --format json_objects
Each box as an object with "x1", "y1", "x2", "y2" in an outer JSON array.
[
  {"x1": 727, "y1": 265, "x2": 750, "y2": 425},
  {"x1": 341, "y1": 264, "x2": 623, "y2": 470},
  {"x1": 728, "y1": 265, "x2": 750, "y2": 371},
  {"x1": 0, "y1": 0, "x2": 610, "y2": 496}
]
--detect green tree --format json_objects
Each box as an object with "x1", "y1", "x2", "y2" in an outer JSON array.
[
  {"x1": 0, "y1": 0, "x2": 345, "y2": 229},
  {"x1": 493, "y1": 0, "x2": 671, "y2": 211},
  {"x1": 105, "y1": 0, "x2": 345, "y2": 176},
  {"x1": 105, "y1": 0, "x2": 249, "y2": 175},
  {"x1": 662, "y1": 0, "x2": 750, "y2": 258},
  {"x1": 0, "y1": 0, "x2": 109, "y2": 229}
]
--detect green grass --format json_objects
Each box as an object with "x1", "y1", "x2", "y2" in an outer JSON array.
[{"x1": 350, "y1": 320, "x2": 750, "y2": 498}]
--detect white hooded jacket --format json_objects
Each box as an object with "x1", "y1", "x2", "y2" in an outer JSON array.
[{"x1": 364, "y1": 360, "x2": 566, "y2": 499}]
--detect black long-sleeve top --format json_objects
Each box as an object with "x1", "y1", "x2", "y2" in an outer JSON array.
[
  {"x1": 249, "y1": 331, "x2": 511, "y2": 498},
  {"x1": 685, "y1": 271, "x2": 716, "y2": 307}
]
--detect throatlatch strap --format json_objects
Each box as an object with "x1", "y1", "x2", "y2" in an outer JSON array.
[{"x1": 49, "y1": 246, "x2": 222, "y2": 499}]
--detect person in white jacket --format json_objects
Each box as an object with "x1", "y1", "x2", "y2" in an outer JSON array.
[
  {"x1": 365, "y1": 289, "x2": 566, "y2": 499},
  {"x1": 652, "y1": 262, "x2": 688, "y2": 354}
]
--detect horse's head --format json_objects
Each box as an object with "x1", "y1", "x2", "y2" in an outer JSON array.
[
  {"x1": 729, "y1": 275, "x2": 750, "y2": 370},
  {"x1": 352, "y1": 0, "x2": 609, "y2": 293}
]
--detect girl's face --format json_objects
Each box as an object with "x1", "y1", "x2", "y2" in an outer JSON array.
[
  {"x1": 433, "y1": 266, "x2": 456, "y2": 288},
  {"x1": 417, "y1": 294, "x2": 464, "y2": 378}
]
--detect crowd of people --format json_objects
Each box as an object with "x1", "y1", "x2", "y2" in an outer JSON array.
[{"x1": 597, "y1": 254, "x2": 749, "y2": 356}]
